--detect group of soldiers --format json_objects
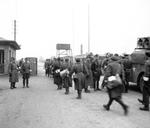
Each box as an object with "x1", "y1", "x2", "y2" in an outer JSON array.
[
  {"x1": 8, "y1": 57, "x2": 31, "y2": 89},
  {"x1": 44, "y1": 54, "x2": 130, "y2": 115},
  {"x1": 7, "y1": 52, "x2": 150, "y2": 116},
  {"x1": 45, "y1": 52, "x2": 150, "y2": 115}
]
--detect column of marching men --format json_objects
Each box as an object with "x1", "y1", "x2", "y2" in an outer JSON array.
[
  {"x1": 45, "y1": 53, "x2": 150, "y2": 115},
  {"x1": 44, "y1": 54, "x2": 126, "y2": 115},
  {"x1": 7, "y1": 53, "x2": 150, "y2": 116}
]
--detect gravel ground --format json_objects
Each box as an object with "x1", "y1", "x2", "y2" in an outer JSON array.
[{"x1": 0, "y1": 64, "x2": 149, "y2": 128}]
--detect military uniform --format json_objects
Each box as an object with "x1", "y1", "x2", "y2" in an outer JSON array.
[
  {"x1": 91, "y1": 58, "x2": 101, "y2": 91},
  {"x1": 53, "y1": 58, "x2": 63, "y2": 89},
  {"x1": 84, "y1": 58, "x2": 93, "y2": 92},
  {"x1": 139, "y1": 56, "x2": 150, "y2": 111},
  {"x1": 121, "y1": 57, "x2": 132, "y2": 93},
  {"x1": 70, "y1": 59, "x2": 85, "y2": 99},
  {"x1": 21, "y1": 61, "x2": 31, "y2": 88},
  {"x1": 8, "y1": 58, "x2": 19, "y2": 89},
  {"x1": 103, "y1": 56, "x2": 128, "y2": 115},
  {"x1": 44, "y1": 61, "x2": 51, "y2": 77},
  {"x1": 62, "y1": 59, "x2": 72, "y2": 94}
]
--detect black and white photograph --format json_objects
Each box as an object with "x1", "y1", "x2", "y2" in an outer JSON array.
[{"x1": 0, "y1": 0, "x2": 150, "y2": 128}]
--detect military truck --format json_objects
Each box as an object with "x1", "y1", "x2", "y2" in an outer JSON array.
[{"x1": 128, "y1": 37, "x2": 150, "y2": 92}]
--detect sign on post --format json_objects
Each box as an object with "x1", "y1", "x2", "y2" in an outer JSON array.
[{"x1": 56, "y1": 44, "x2": 70, "y2": 50}]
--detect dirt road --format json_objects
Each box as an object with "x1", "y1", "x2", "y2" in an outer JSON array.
[{"x1": 0, "y1": 72, "x2": 150, "y2": 128}]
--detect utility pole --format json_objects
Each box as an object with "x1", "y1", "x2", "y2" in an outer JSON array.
[
  {"x1": 88, "y1": 4, "x2": 90, "y2": 53},
  {"x1": 14, "y1": 20, "x2": 16, "y2": 41},
  {"x1": 81, "y1": 44, "x2": 83, "y2": 55}
]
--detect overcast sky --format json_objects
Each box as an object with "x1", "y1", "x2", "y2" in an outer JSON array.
[{"x1": 0, "y1": 0, "x2": 150, "y2": 59}]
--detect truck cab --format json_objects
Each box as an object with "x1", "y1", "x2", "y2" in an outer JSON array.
[{"x1": 129, "y1": 37, "x2": 150, "y2": 92}]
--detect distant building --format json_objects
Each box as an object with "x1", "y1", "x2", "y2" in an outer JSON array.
[
  {"x1": 0, "y1": 38, "x2": 20, "y2": 74},
  {"x1": 25, "y1": 57, "x2": 38, "y2": 76}
]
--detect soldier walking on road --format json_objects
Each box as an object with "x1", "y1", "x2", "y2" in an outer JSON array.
[
  {"x1": 70, "y1": 58, "x2": 85, "y2": 99},
  {"x1": 21, "y1": 59, "x2": 31, "y2": 88},
  {"x1": 83, "y1": 57, "x2": 93, "y2": 93},
  {"x1": 121, "y1": 54, "x2": 132, "y2": 93},
  {"x1": 8, "y1": 57, "x2": 19, "y2": 89},
  {"x1": 53, "y1": 58, "x2": 63, "y2": 90},
  {"x1": 138, "y1": 52, "x2": 150, "y2": 111},
  {"x1": 91, "y1": 54, "x2": 101, "y2": 91},
  {"x1": 103, "y1": 56, "x2": 129, "y2": 115},
  {"x1": 61, "y1": 58, "x2": 72, "y2": 94}
]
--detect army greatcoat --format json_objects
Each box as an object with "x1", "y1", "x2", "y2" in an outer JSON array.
[
  {"x1": 53, "y1": 60, "x2": 62, "y2": 85},
  {"x1": 105, "y1": 61, "x2": 124, "y2": 98},
  {"x1": 62, "y1": 61, "x2": 72, "y2": 88},
  {"x1": 84, "y1": 60, "x2": 93, "y2": 88},
  {"x1": 70, "y1": 62, "x2": 85, "y2": 90},
  {"x1": 21, "y1": 62, "x2": 31, "y2": 78},
  {"x1": 142, "y1": 59, "x2": 150, "y2": 107},
  {"x1": 8, "y1": 62, "x2": 19, "y2": 83},
  {"x1": 91, "y1": 60, "x2": 101, "y2": 81}
]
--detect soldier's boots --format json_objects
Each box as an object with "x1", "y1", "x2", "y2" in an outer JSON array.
[
  {"x1": 124, "y1": 105, "x2": 129, "y2": 115},
  {"x1": 10, "y1": 86, "x2": 14, "y2": 89},
  {"x1": 57, "y1": 85, "x2": 62, "y2": 90},
  {"x1": 97, "y1": 88, "x2": 101, "y2": 91},
  {"x1": 138, "y1": 98, "x2": 145, "y2": 105},
  {"x1": 13, "y1": 83, "x2": 16, "y2": 88},
  {"x1": 76, "y1": 94, "x2": 81, "y2": 99},
  {"x1": 103, "y1": 104, "x2": 110, "y2": 111},
  {"x1": 140, "y1": 106, "x2": 149, "y2": 111},
  {"x1": 85, "y1": 88, "x2": 90, "y2": 93},
  {"x1": 23, "y1": 82, "x2": 25, "y2": 88},
  {"x1": 23, "y1": 83, "x2": 29, "y2": 88},
  {"x1": 76, "y1": 90, "x2": 82, "y2": 99},
  {"x1": 103, "y1": 104, "x2": 129, "y2": 115},
  {"x1": 65, "y1": 88, "x2": 69, "y2": 95},
  {"x1": 59, "y1": 85, "x2": 62, "y2": 90},
  {"x1": 94, "y1": 88, "x2": 97, "y2": 91}
]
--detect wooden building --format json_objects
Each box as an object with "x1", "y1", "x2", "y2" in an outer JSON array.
[{"x1": 0, "y1": 38, "x2": 20, "y2": 74}]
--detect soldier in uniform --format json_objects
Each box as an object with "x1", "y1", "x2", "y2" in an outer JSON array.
[
  {"x1": 103, "y1": 56, "x2": 129, "y2": 115},
  {"x1": 44, "y1": 60, "x2": 51, "y2": 77},
  {"x1": 121, "y1": 54, "x2": 132, "y2": 93},
  {"x1": 21, "y1": 59, "x2": 31, "y2": 88},
  {"x1": 8, "y1": 57, "x2": 19, "y2": 89},
  {"x1": 44, "y1": 60, "x2": 48, "y2": 76},
  {"x1": 138, "y1": 52, "x2": 150, "y2": 111},
  {"x1": 70, "y1": 58, "x2": 85, "y2": 99},
  {"x1": 47, "y1": 61, "x2": 51, "y2": 77},
  {"x1": 91, "y1": 54, "x2": 101, "y2": 91},
  {"x1": 83, "y1": 57, "x2": 93, "y2": 93},
  {"x1": 53, "y1": 57, "x2": 63, "y2": 90},
  {"x1": 61, "y1": 58, "x2": 72, "y2": 94}
]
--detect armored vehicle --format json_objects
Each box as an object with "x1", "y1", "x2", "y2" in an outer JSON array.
[{"x1": 129, "y1": 37, "x2": 150, "y2": 92}]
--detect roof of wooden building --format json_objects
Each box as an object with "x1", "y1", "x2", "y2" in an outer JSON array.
[{"x1": 0, "y1": 38, "x2": 20, "y2": 50}]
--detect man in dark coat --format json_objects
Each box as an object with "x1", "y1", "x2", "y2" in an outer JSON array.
[
  {"x1": 83, "y1": 57, "x2": 93, "y2": 93},
  {"x1": 21, "y1": 59, "x2": 31, "y2": 88},
  {"x1": 103, "y1": 56, "x2": 129, "y2": 115},
  {"x1": 138, "y1": 52, "x2": 150, "y2": 111},
  {"x1": 61, "y1": 58, "x2": 72, "y2": 94},
  {"x1": 8, "y1": 57, "x2": 19, "y2": 89},
  {"x1": 121, "y1": 55, "x2": 132, "y2": 93},
  {"x1": 91, "y1": 54, "x2": 101, "y2": 91},
  {"x1": 53, "y1": 58, "x2": 63, "y2": 90},
  {"x1": 70, "y1": 58, "x2": 85, "y2": 99}
]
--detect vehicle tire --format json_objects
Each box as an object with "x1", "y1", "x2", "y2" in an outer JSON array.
[{"x1": 138, "y1": 75, "x2": 144, "y2": 92}]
